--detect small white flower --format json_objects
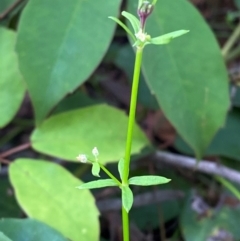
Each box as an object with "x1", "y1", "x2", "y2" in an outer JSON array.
[
  {"x1": 76, "y1": 154, "x2": 88, "y2": 163},
  {"x1": 92, "y1": 147, "x2": 99, "y2": 159}
]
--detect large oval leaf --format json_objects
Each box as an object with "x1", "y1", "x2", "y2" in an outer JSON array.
[
  {"x1": 0, "y1": 218, "x2": 68, "y2": 241},
  {"x1": 9, "y1": 159, "x2": 99, "y2": 241},
  {"x1": 127, "y1": 0, "x2": 230, "y2": 159},
  {"x1": 31, "y1": 104, "x2": 149, "y2": 163},
  {"x1": 0, "y1": 232, "x2": 12, "y2": 241},
  {"x1": 16, "y1": 0, "x2": 121, "y2": 124},
  {"x1": 0, "y1": 27, "x2": 25, "y2": 128},
  {"x1": 175, "y1": 109, "x2": 240, "y2": 161}
]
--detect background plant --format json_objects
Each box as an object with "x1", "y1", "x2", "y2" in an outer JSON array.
[{"x1": 0, "y1": 0, "x2": 240, "y2": 241}]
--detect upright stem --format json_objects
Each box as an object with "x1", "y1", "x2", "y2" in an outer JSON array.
[
  {"x1": 123, "y1": 48, "x2": 143, "y2": 185},
  {"x1": 122, "y1": 47, "x2": 143, "y2": 241}
]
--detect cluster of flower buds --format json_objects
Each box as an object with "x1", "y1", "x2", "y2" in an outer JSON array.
[{"x1": 76, "y1": 147, "x2": 99, "y2": 163}]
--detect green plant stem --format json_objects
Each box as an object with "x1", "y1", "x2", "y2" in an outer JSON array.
[
  {"x1": 99, "y1": 163, "x2": 122, "y2": 186},
  {"x1": 222, "y1": 22, "x2": 240, "y2": 59},
  {"x1": 122, "y1": 47, "x2": 143, "y2": 241},
  {"x1": 123, "y1": 48, "x2": 143, "y2": 184},
  {"x1": 122, "y1": 208, "x2": 130, "y2": 241},
  {"x1": 215, "y1": 175, "x2": 240, "y2": 200}
]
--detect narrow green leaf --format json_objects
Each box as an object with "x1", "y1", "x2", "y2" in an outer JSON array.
[
  {"x1": 9, "y1": 159, "x2": 99, "y2": 241},
  {"x1": 150, "y1": 30, "x2": 189, "y2": 45},
  {"x1": 31, "y1": 104, "x2": 149, "y2": 164},
  {"x1": 16, "y1": 0, "x2": 121, "y2": 123},
  {"x1": 108, "y1": 16, "x2": 136, "y2": 42},
  {"x1": 118, "y1": 158, "x2": 124, "y2": 180},
  {"x1": 121, "y1": 11, "x2": 140, "y2": 34},
  {"x1": 77, "y1": 179, "x2": 118, "y2": 190},
  {"x1": 91, "y1": 162, "x2": 100, "y2": 177},
  {"x1": 0, "y1": 219, "x2": 68, "y2": 241},
  {"x1": 129, "y1": 175, "x2": 171, "y2": 186},
  {"x1": 0, "y1": 27, "x2": 25, "y2": 128},
  {"x1": 122, "y1": 186, "x2": 134, "y2": 213},
  {"x1": 0, "y1": 232, "x2": 12, "y2": 241}
]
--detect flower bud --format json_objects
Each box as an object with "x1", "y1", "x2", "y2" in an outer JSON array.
[
  {"x1": 138, "y1": 1, "x2": 153, "y2": 29},
  {"x1": 76, "y1": 154, "x2": 88, "y2": 163}
]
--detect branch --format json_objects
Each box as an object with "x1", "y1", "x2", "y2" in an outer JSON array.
[
  {"x1": 0, "y1": 142, "x2": 31, "y2": 158},
  {"x1": 154, "y1": 151, "x2": 240, "y2": 185},
  {"x1": 97, "y1": 189, "x2": 184, "y2": 212},
  {"x1": 0, "y1": 0, "x2": 25, "y2": 20}
]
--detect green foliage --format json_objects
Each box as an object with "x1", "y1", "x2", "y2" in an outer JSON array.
[
  {"x1": 16, "y1": 0, "x2": 121, "y2": 123},
  {"x1": 0, "y1": 27, "x2": 25, "y2": 128},
  {"x1": 181, "y1": 194, "x2": 240, "y2": 241},
  {"x1": 175, "y1": 109, "x2": 240, "y2": 161},
  {"x1": 0, "y1": 0, "x2": 236, "y2": 240},
  {"x1": 77, "y1": 179, "x2": 118, "y2": 189},
  {"x1": 122, "y1": 186, "x2": 134, "y2": 213},
  {"x1": 9, "y1": 159, "x2": 99, "y2": 241},
  {"x1": 0, "y1": 232, "x2": 12, "y2": 241},
  {"x1": 128, "y1": 0, "x2": 230, "y2": 159},
  {"x1": 128, "y1": 175, "x2": 171, "y2": 186},
  {"x1": 31, "y1": 104, "x2": 149, "y2": 163},
  {"x1": 0, "y1": 219, "x2": 68, "y2": 241}
]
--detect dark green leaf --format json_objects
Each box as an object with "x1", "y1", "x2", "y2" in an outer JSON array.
[
  {"x1": 31, "y1": 104, "x2": 149, "y2": 164},
  {"x1": 128, "y1": 0, "x2": 230, "y2": 159},
  {"x1": 16, "y1": 0, "x2": 121, "y2": 123},
  {"x1": 0, "y1": 232, "x2": 12, "y2": 241},
  {"x1": 77, "y1": 179, "x2": 118, "y2": 189},
  {"x1": 175, "y1": 109, "x2": 240, "y2": 161},
  {"x1": 0, "y1": 219, "x2": 68, "y2": 241},
  {"x1": 129, "y1": 175, "x2": 171, "y2": 186},
  {"x1": 9, "y1": 159, "x2": 99, "y2": 241},
  {"x1": 122, "y1": 186, "x2": 133, "y2": 212}
]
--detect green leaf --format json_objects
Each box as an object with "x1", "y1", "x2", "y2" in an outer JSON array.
[
  {"x1": 122, "y1": 186, "x2": 134, "y2": 213},
  {"x1": 129, "y1": 175, "x2": 171, "y2": 186},
  {"x1": 31, "y1": 104, "x2": 149, "y2": 164},
  {"x1": 9, "y1": 159, "x2": 99, "y2": 241},
  {"x1": 0, "y1": 27, "x2": 25, "y2": 128},
  {"x1": 121, "y1": 11, "x2": 140, "y2": 34},
  {"x1": 108, "y1": 16, "x2": 136, "y2": 42},
  {"x1": 0, "y1": 232, "x2": 12, "y2": 241},
  {"x1": 175, "y1": 109, "x2": 240, "y2": 161},
  {"x1": 0, "y1": 219, "x2": 68, "y2": 241},
  {"x1": 92, "y1": 162, "x2": 100, "y2": 177},
  {"x1": 16, "y1": 0, "x2": 121, "y2": 124},
  {"x1": 77, "y1": 179, "x2": 118, "y2": 189},
  {"x1": 150, "y1": 30, "x2": 189, "y2": 45},
  {"x1": 128, "y1": 0, "x2": 230, "y2": 159},
  {"x1": 118, "y1": 158, "x2": 124, "y2": 180}
]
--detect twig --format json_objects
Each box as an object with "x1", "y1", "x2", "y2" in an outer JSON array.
[
  {"x1": 97, "y1": 189, "x2": 184, "y2": 212},
  {"x1": 154, "y1": 151, "x2": 240, "y2": 185},
  {"x1": 0, "y1": 157, "x2": 11, "y2": 165},
  {"x1": 0, "y1": 142, "x2": 31, "y2": 158},
  {"x1": 0, "y1": 0, "x2": 25, "y2": 20},
  {"x1": 222, "y1": 22, "x2": 240, "y2": 59}
]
